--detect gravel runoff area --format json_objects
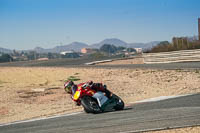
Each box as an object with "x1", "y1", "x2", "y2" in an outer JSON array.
[{"x1": 0, "y1": 59, "x2": 200, "y2": 132}]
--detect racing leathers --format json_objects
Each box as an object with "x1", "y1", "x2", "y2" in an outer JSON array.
[{"x1": 70, "y1": 81, "x2": 111, "y2": 105}]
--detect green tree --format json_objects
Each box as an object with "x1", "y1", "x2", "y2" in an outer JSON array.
[
  {"x1": 100, "y1": 44, "x2": 117, "y2": 54},
  {"x1": 89, "y1": 52, "x2": 105, "y2": 59},
  {"x1": 27, "y1": 51, "x2": 38, "y2": 60},
  {"x1": 117, "y1": 46, "x2": 126, "y2": 51},
  {"x1": 150, "y1": 41, "x2": 171, "y2": 53},
  {"x1": 61, "y1": 53, "x2": 80, "y2": 58},
  {"x1": 47, "y1": 53, "x2": 54, "y2": 59},
  {"x1": 0, "y1": 54, "x2": 13, "y2": 63},
  {"x1": 127, "y1": 48, "x2": 136, "y2": 52}
]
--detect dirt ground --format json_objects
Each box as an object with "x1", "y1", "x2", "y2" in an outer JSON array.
[{"x1": 0, "y1": 63, "x2": 200, "y2": 132}]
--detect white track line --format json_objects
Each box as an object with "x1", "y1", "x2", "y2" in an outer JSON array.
[
  {"x1": 130, "y1": 93, "x2": 193, "y2": 104},
  {"x1": 0, "y1": 112, "x2": 82, "y2": 127}
]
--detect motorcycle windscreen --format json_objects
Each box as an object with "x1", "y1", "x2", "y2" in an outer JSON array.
[{"x1": 92, "y1": 92, "x2": 108, "y2": 107}]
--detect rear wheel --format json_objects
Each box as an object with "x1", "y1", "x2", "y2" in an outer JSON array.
[{"x1": 81, "y1": 96, "x2": 102, "y2": 114}]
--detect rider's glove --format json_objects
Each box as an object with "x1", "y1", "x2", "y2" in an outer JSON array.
[{"x1": 82, "y1": 81, "x2": 93, "y2": 88}]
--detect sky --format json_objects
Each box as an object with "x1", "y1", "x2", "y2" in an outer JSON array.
[{"x1": 0, "y1": 0, "x2": 200, "y2": 50}]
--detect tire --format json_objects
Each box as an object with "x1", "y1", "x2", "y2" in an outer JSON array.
[
  {"x1": 81, "y1": 96, "x2": 102, "y2": 114},
  {"x1": 112, "y1": 94, "x2": 124, "y2": 111}
]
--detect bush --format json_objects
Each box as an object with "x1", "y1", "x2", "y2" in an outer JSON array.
[
  {"x1": 147, "y1": 39, "x2": 200, "y2": 53},
  {"x1": 0, "y1": 54, "x2": 13, "y2": 63},
  {"x1": 100, "y1": 44, "x2": 117, "y2": 54},
  {"x1": 88, "y1": 52, "x2": 105, "y2": 59},
  {"x1": 61, "y1": 53, "x2": 80, "y2": 58}
]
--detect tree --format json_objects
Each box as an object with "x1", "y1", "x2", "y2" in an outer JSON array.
[
  {"x1": 117, "y1": 46, "x2": 126, "y2": 51},
  {"x1": 150, "y1": 41, "x2": 171, "y2": 53},
  {"x1": 47, "y1": 53, "x2": 54, "y2": 59},
  {"x1": 126, "y1": 48, "x2": 136, "y2": 52},
  {"x1": 100, "y1": 44, "x2": 117, "y2": 54},
  {"x1": 0, "y1": 54, "x2": 13, "y2": 63},
  {"x1": 13, "y1": 49, "x2": 20, "y2": 56},
  {"x1": 26, "y1": 51, "x2": 40, "y2": 60},
  {"x1": 88, "y1": 52, "x2": 105, "y2": 59},
  {"x1": 61, "y1": 53, "x2": 80, "y2": 58}
]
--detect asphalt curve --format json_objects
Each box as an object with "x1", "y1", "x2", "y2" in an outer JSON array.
[
  {"x1": 0, "y1": 57, "x2": 200, "y2": 70},
  {"x1": 1, "y1": 93, "x2": 200, "y2": 133}
]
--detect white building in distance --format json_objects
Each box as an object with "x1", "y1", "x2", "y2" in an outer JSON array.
[{"x1": 60, "y1": 51, "x2": 74, "y2": 55}]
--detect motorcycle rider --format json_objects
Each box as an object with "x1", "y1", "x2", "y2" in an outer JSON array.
[{"x1": 64, "y1": 80, "x2": 112, "y2": 105}]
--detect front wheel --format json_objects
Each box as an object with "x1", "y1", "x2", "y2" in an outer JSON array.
[
  {"x1": 112, "y1": 94, "x2": 124, "y2": 111},
  {"x1": 81, "y1": 96, "x2": 102, "y2": 114}
]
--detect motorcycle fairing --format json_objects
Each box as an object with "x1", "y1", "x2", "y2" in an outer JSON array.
[
  {"x1": 73, "y1": 91, "x2": 81, "y2": 100},
  {"x1": 92, "y1": 91, "x2": 108, "y2": 107}
]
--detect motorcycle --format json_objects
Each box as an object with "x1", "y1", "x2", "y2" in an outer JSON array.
[{"x1": 72, "y1": 83, "x2": 124, "y2": 113}]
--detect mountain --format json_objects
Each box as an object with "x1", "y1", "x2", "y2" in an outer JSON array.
[
  {"x1": 1, "y1": 39, "x2": 160, "y2": 54},
  {"x1": 0, "y1": 47, "x2": 12, "y2": 53},
  {"x1": 91, "y1": 38, "x2": 128, "y2": 48},
  {"x1": 34, "y1": 42, "x2": 89, "y2": 53},
  {"x1": 52, "y1": 42, "x2": 89, "y2": 52},
  {"x1": 33, "y1": 47, "x2": 47, "y2": 53},
  {"x1": 34, "y1": 39, "x2": 160, "y2": 53},
  {"x1": 90, "y1": 38, "x2": 160, "y2": 50}
]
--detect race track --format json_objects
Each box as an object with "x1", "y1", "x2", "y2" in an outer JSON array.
[
  {"x1": 0, "y1": 57, "x2": 200, "y2": 70},
  {"x1": 1, "y1": 93, "x2": 200, "y2": 133}
]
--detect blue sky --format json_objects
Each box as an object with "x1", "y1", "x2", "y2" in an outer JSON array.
[{"x1": 0, "y1": 0, "x2": 200, "y2": 50}]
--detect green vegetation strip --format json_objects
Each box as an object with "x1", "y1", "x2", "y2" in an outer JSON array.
[{"x1": 67, "y1": 76, "x2": 80, "y2": 81}]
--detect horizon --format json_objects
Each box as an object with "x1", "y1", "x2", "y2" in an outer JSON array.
[
  {"x1": 0, "y1": 38, "x2": 160, "y2": 51},
  {"x1": 1, "y1": 0, "x2": 200, "y2": 50}
]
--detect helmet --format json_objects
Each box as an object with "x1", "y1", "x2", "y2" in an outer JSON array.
[{"x1": 64, "y1": 80, "x2": 74, "y2": 93}]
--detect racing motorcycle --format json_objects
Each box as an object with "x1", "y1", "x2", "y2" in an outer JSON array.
[{"x1": 72, "y1": 84, "x2": 124, "y2": 113}]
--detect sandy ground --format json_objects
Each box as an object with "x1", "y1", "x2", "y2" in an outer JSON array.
[{"x1": 0, "y1": 65, "x2": 200, "y2": 132}]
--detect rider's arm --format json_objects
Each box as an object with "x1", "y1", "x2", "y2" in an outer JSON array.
[
  {"x1": 92, "y1": 83, "x2": 112, "y2": 98},
  {"x1": 82, "y1": 81, "x2": 112, "y2": 98},
  {"x1": 71, "y1": 85, "x2": 77, "y2": 99},
  {"x1": 82, "y1": 81, "x2": 93, "y2": 88}
]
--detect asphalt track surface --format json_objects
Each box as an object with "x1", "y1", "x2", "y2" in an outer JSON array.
[
  {"x1": 0, "y1": 57, "x2": 200, "y2": 70},
  {"x1": 1, "y1": 93, "x2": 200, "y2": 133}
]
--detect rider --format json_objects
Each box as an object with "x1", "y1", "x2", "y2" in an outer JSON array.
[{"x1": 64, "y1": 80, "x2": 112, "y2": 104}]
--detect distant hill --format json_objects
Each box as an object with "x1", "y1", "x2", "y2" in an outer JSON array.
[
  {"x1": 52, "y1": 42, "x2": 89, "y2": 53},
  {"x1": 91, "y1": 38, "x2": 128, "y2": 48},
  {"x1": 90, "y1": 38, "x2": 160, "y2": 50},
  {"x1": 0, "y1": 47, "x2": 12, "y2": 53},
  {"x1": 1, "y1": 39, "x2": 160, "y2": 53},
  {"x1": 34, "y1": 42, "x2": 89, "y2": 53},
  {"x1": 33, "y1": 47, "x2": 47, "y2": 53}
]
